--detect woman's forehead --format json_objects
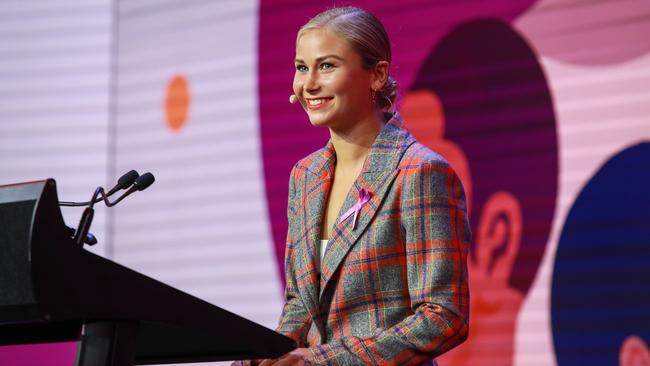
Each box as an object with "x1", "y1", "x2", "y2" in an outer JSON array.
[{"x1": 295, "y1": 28, "x2": 354, "y2": 61}]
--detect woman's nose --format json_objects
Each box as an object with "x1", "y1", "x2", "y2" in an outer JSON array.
[{"x1": 304, "y1": 71, "x2": 320, "y2": 92}]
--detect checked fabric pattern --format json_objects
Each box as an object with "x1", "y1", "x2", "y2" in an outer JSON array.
[{"x1": 277, "y1": 113, "x2": 471, "y2": 366}]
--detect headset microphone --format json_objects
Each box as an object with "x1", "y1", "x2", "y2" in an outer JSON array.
[{"x1": 289, "y1": 94, "x2": 298, "y2": 104}]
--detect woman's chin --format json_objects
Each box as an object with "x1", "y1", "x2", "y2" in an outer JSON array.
[{"x1": 307, "y1": 114, "x2": 332, "y2": 128}]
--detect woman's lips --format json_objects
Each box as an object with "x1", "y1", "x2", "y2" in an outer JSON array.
[{"x1": 305, "y1": 97, "x2": 333, "y2": 110}]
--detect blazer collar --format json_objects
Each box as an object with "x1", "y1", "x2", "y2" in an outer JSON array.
[{"x1": 304, "y1": 112, "x2": 411, "y2": 177}]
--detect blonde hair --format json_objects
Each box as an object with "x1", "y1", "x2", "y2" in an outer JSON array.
[{"x1": 298, "y1": 7, "x2": 398, "y2": 110}]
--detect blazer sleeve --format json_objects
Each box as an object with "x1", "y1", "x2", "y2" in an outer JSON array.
[
  {"x1": 309, "y1": 160, "x2": 471, "y2": 365},
  {"x1": 276, "y1": 167, "x2": 312, "y2": 346}
]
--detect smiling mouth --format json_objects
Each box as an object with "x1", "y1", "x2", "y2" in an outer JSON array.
[{"x1": 306, "y1": 97, "x2": 333, "y2": 110}]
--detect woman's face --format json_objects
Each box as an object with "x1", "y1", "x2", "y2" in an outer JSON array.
[{"x1": 293, "y1": 28, "x2": 376, "y2": 129}]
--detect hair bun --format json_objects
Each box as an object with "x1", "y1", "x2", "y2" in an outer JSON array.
[{"x1": 377, "y1": 76, "x2": 398, "y2": 110}]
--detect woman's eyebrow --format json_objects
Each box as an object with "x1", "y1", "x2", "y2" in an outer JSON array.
[{"x1": 295, "y1": 55, "x2": 345, "y2": 63}]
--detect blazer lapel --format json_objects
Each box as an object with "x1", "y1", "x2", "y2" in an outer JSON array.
[
  {"x1": 319, "y1": 114, "x2": 416, "y2": 301},
  {"x1": 319, "y1": 169, "x2": 398, "y2": 300},
  {"x1": 295, "y1": 145, "x2": 335, "y2": 323}
]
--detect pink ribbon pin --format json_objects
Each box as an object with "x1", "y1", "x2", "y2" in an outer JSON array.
[{"x1": 339, "y1": 188, "x2": 372, "y2": 230}]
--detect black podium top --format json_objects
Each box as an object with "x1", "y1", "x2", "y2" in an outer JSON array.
[{"x1": 0, "y1": 179, "x2": 295, "y2": 364}]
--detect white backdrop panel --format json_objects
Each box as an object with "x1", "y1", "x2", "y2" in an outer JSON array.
[
  {"x1": 0, "y1": 0, "x2": 111, "y2": 257},
  {"x1": 112, "y1": 0, "x2": 283, "y2": 336}
]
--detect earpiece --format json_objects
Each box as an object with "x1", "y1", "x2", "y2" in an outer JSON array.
[{"x1": 289, "y1": 94, "x2": 298, "y2": 104}]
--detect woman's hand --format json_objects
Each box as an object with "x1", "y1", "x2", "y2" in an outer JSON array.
[{"x1": 259, "y1": 348, "x2": 315, "y2": 366}]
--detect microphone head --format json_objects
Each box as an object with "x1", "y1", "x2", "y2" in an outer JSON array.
[
  {"x1": 117, "y1": 170, "x2": 140, "y2": 189},
  {"x1": 133, "y1": 172, "x2": 155, "y2": 191},
  {"x1": 289, "y1": 94, "x2": 298, "y2": 104}
]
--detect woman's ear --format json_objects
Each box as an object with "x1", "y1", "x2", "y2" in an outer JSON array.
[{"x1": 372, "y1": 61, "x2": 389, "y2": 91}]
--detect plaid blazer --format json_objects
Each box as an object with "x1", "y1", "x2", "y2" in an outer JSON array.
[{"x1": 277, "y1": 113, "x2": 470, "y2": 366}]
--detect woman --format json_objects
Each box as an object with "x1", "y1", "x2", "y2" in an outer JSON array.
[{"x1": 242, "y1": 6, "x2": 470, "y2": 366}]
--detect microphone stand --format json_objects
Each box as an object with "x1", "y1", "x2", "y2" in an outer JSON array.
[
  {"x1": 72, "y1": 173, "x2": 155, "y2": 246},
  {"x1": 73, "y1": 187, "x2": 106, "y2": 246}
]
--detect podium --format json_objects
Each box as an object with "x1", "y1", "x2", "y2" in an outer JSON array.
[{"x1": 0, "y1": 179, "x2": 295, "y2": 365}]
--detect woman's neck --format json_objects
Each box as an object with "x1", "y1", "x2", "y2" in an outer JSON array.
[{"x1": 329, "y1": 111, "x2": 385, "y2": 174}]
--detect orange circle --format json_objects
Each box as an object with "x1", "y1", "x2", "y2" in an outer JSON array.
[{"x1": 164, "y1": 74, "x2": 190, "y2": 132}]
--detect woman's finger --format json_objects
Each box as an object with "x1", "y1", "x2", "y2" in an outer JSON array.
[{"x1": 258, "y1": 358, "x2": 278, "y2": 366}]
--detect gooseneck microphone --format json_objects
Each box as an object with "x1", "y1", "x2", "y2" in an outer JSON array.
[
  {"x1": 59, "y1": 170, "x2": 140, "y2": 207},
  {"x1": 68, "y1": 171, "x2": 156, "y2": 246},
  {"x1": 106, "y1": 172, "x2": 155, "y2": 207}
]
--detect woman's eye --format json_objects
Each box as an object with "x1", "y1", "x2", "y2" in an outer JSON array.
[
  {"x1": 296, "y1": 65, "x2": 308, "y2": 72},
  {"x1": 320, "y1": 63, "x2": 334, "y2": 70}
]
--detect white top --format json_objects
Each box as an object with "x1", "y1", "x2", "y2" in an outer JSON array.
[{"x1": 319, "y1": 239, "x2": 329, "y2": 271}]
